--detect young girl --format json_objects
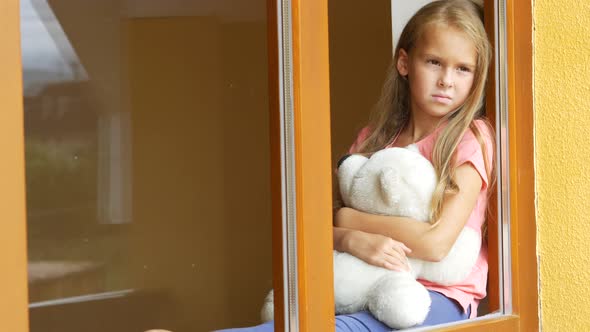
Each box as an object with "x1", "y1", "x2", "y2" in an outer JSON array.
[{"x1": 218, "y1": 0, "x2": 494, "y2": 330}]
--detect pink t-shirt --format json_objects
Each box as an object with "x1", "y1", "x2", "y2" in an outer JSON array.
[{"x1": 348, "y1": 119, "x2": 494, "y2": 318}]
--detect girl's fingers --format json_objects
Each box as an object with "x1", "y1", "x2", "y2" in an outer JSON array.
[
  {"x1": 389, "y1": 244, "x2": 409, "y2": 259},
  {"x1": 382, "y1": 253, "x2": 410, "y2": 272},
  {"x1": 383, "y1": 261, "x2": 395, "y2": 270},
  {"x1": 383, "y1": 258, "x2": 408, "y2": 272},
  {"x1": 401, "y1": 243, "x2": 412, "y2": 254},
  {"x1": 385, "y1": 248, "x2": 404, "y2": 261}
]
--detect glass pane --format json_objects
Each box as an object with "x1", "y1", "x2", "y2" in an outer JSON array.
[{"x1": 21, "y1": 0, "x2": 271, "y2": 331}]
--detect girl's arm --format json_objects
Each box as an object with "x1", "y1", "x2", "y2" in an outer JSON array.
[
  {"x1": 335, "y1": 163, "x2": 483, "y2": 262},
  {"x1": 333, "y1": 226, "x2": 411, "y2": 272}
]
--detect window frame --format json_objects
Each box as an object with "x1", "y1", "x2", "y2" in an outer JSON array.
[
  {"x1": 0, "y1": 0, "x2": 30, "y2": 331},
  {"x1": 269, "y1": 0, "x2": 538, "y2": 331}
]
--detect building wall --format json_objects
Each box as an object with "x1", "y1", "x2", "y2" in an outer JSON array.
[{"x1": 535, "y1": 0, "x2": 590, "y2": 330}]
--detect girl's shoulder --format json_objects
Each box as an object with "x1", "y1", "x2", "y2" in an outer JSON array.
[
  {"x1": 463, "y1": 119, "x2": 494, "y2": 143},
  {"x1": 349, "y1": 119, "x2": 495, "y2": 157},
  {"x1": 417, "y1": 119, "x2": 493, "y2": 158},
  {"x1": 454, "y1": 119, "x2": 495, "y2": 190},
  {"x1": 456, "y1": 119, "x2": 495, "y2": 160},
  {"x1": 348, "y1": 126, "x2": 372, "y2": 154}
]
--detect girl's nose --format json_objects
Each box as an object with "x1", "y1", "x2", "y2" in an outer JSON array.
[{"x1": 438, "y1": 70, "x2": 454, "y2": 88}]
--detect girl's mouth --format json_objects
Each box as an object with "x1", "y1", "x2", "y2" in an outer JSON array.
[{"x1": 432, "y1": 95, "x2": 452, "y2": 104}]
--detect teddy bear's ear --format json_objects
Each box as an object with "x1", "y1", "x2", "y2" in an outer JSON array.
[
  {"x1": 337, "y1": 154, "x2": 368, "y2": 205},
  {"x1": 380, "y1": 167, "x2": 401, "y2": 206}
]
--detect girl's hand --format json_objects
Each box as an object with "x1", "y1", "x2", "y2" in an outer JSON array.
[{"x1": 345, "y1": 229, "x2": 412, "y2": 272}]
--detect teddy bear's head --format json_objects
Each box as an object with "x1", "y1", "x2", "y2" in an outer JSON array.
[{"x1": 337, "y1": 145, "x2": 437, "y2": 222}]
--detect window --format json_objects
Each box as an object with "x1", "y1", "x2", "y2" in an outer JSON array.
[
  {"x1": 269, "y1": 0, "x2": 538, "y2": 331},
  {"x1": 5, "y1": 0, "x2": 273, "y2": 331}
]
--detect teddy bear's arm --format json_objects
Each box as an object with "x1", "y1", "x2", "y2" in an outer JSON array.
[{"x1": 335, "y1": 163, "x2": 483, "y2": 262}]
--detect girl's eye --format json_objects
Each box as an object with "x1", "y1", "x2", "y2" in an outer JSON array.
[
  {"x1": 458, "y1": 66, "x2": 472, "y2": 73},
  {"x1": 427, "y1": 59, "x2": 440, "y2": 66}
]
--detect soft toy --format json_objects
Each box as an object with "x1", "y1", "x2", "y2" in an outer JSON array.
[{"x1": 260, "y1": 145, "x2": 481, "y2": 329}]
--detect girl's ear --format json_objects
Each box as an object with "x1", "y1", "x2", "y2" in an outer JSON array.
[{"x1": 397, "y1": 49, "x2": 409, "y2": 77}]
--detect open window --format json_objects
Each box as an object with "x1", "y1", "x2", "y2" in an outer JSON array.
[
  {"x1": 328, "y1": 0, "x2": 504, "y2": 320},
  {"x1": 269, "y1": 0, "x2": 538, "y2": 331}
]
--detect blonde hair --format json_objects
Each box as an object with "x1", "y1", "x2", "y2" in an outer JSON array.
[{"x1": 356, "y1": 0, "x2": 495, "y2": 223}]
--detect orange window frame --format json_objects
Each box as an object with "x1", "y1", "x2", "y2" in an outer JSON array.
[
  {"x1": 0, "y1": 0, "x2": 30, "y2": 331},
  {"x1": 268, "y1": 0, "x2": 538, "y2": 331}
]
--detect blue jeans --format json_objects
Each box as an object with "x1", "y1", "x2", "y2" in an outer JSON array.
[{"x1": 216, "y1": 290, "x2": 470, "y2": 331}]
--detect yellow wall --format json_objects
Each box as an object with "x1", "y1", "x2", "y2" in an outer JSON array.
[{"x1": 535, "y1": 0, "x2": 590, "y2": 330}]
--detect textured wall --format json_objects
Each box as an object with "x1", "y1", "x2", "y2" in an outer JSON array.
[{"x1": 535, "y1": 0, "x2": 590, "y2": 330}]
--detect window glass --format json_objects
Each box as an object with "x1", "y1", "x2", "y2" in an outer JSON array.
[{"x1": 21, "y1": 1, "x2": 271, "y2": 330}]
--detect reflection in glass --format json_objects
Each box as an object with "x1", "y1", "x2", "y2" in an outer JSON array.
[
  {"x1": 22, "y1": 0, "x2": 271, "y2": 331},
  {"x1": 22, "y1": 0, "x2": 124, "y2": 303}
]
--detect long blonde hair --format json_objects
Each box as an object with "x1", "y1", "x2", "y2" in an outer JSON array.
[{"x1": 356, "y1": 0, "x2": 495, "y2": 223}]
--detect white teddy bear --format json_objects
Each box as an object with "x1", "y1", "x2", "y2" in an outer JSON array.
[{"x1": 261, "y1": 145, "x2": 481, "y2": 329}]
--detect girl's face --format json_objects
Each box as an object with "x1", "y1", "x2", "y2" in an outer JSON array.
[{"x1": 397, "y1": 24, "x2": 477, "y2": 122}]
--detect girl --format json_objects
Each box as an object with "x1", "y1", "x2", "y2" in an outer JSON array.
[{"x1": 218, "y1": 0, "x2": 495, "y2": 330}]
